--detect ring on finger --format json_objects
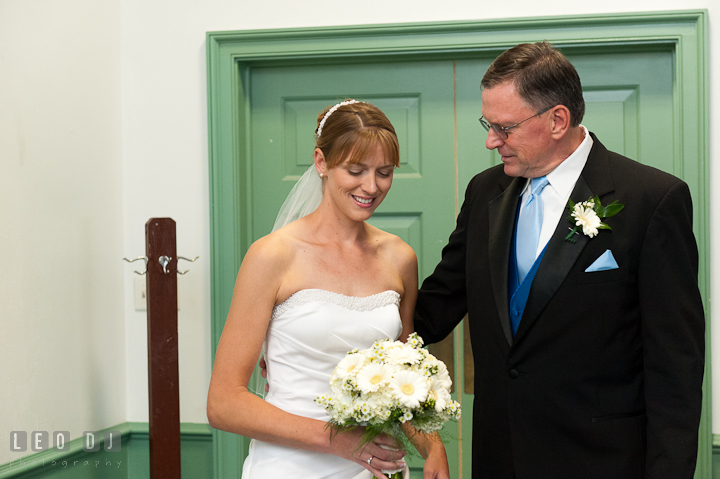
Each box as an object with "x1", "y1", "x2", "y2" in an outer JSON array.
[{"x1": 367, "y1": 455, "x2": 373, "y2": 466}]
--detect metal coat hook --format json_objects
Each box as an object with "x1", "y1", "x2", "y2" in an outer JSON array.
[
  {"x1": 177, "y1": 256, "x2": 199, "y2": 275},
  {"x1": 123, "y1": 256, "x2": 148, "y2": 275},
  {"x1": 159, "y1": 256, "x2": 172, "y2": 274}
]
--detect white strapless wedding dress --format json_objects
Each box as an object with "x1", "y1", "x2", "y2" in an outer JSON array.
[{"x1": 241, "y1": 289, "x2": 404, "y2": 479}]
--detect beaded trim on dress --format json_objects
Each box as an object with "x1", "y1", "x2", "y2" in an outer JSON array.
[{"x1": 272, "y1": 289, "x2": 401, "y2": 319}]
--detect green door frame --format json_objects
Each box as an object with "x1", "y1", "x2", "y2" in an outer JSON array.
[{"x1": 206, "y1": 10, "x2": 710, "y2": 478}]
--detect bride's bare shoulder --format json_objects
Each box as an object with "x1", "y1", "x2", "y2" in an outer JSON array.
[
  {"x1": 245, "y1": 220, "x2": 309, "y2": 266},
  {"x1": 366, "y1": 224, "x2": 416, "y2": 266}
]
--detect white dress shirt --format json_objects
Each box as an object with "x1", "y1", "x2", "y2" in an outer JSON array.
[{"x1": 518, "y1": 126, "x2": 593, "y2": 259}]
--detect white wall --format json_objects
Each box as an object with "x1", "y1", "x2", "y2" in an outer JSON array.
[
  {"x1": 0, "y1": 0, "x2": 124, "y2": 466},
  {"x1": 1, "y1": 0, "x2": 717, "y2": 467}
]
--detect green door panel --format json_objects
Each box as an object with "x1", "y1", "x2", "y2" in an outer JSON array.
[{"x1": 572, "y1": 50, "x2": 675, "y2": 172}]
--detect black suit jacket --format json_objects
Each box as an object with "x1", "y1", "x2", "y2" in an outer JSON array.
[{"x1": 415, "y1": 134, "x2": 705, "y2": 479}]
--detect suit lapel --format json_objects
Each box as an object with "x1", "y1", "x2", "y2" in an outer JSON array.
[
  {"x1": 488, "y1": 176, "x2": 525, "y2": 345},
  {"x1": 514, "y1": 134, "x2": 615, "y2": 341}
]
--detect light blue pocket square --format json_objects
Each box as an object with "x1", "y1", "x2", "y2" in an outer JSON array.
[{"x1": 585, "y1": 249, "x2": 619, "y2": 272}]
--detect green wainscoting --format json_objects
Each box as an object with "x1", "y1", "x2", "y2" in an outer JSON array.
[
  {"x1": 713, "y1": 435, "x2": 720, "y2": 479},
  {"x1": 5, "y1": 428, "x2": 720, "y2": 477},
  {"x1": 0, "y1": 423, "x2": 213, "y2": 479}
]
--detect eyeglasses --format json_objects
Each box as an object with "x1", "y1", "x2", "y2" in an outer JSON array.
[{"x1": 479, "y1": 106, "x2": 554, "y2": 140}]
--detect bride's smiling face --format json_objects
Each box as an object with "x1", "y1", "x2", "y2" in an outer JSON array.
[{"x1": 320, "y1": 144, "x2": 395, "y2": 222}]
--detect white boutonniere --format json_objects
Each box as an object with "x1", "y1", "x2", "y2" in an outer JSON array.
[{"x1": 565, "y1": 196, "x2": 624, "y2": 242}]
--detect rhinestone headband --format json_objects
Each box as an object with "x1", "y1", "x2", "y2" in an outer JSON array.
[{"x1": 316, "y1": 99, "x2": 361, "y2": 137}]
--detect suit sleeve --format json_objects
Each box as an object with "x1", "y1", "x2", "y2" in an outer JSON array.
[
  {"x1": 414, "y1": 177, "x2": 476, "y2": 344},
  {"x1": 638, "y1": 181, "x2": 705, "y2": 478}
]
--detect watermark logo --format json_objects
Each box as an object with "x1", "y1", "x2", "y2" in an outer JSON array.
[{"x1": 9, "y1": 431, "x2": 121, "y2": 452}]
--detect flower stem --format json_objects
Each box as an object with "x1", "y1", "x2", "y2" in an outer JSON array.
[{"x1": 564, "y1": 226, "x2": 579, "y2": 243}]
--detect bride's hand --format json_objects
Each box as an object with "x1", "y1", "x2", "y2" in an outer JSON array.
[
  {"x1": 422, "y1": 441, "x2": 449, "y2": 479},
  {"x1": 398, "y1": 425, "x2": 448, "y2": 479},
  {"x1": 258, "y1": 356, "x2": 269, "y2": 392},
  {"x1": 335, "y1": 429, "x2": 406, "y2": 479}
]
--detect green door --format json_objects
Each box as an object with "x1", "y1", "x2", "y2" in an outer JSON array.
[{"x1": 246, "y1": 48, "x2": 676, "y2": 478}]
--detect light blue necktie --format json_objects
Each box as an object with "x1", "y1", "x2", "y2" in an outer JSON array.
[{"x1": 516, "y1": 176, "x2": 549, "y2": 282}]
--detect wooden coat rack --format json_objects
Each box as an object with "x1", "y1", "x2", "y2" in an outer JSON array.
[{"x1": 124, "y1": 217, "x2": 198, "y2": 479}]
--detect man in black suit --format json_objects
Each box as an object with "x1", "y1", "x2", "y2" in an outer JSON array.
[{"x1": 415, "y1": 41, "x2": 705, "y2": 479}]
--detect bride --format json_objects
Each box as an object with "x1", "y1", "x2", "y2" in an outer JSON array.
[{"x1": 207, "y1": 100, "x2": 450, "y2": 479}]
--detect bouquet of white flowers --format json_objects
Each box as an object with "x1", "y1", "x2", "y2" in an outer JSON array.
[{"x1": 315, "y1": 333, "x2": 461, "y2": 478}]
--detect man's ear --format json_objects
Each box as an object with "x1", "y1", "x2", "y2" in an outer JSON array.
[{"x1": 549, "y1": 105, "x2": 572, "y2": 140}]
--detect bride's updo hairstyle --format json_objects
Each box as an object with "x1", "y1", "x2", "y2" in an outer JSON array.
[{"x1": 315, "y1": 100, "x2": 400, "y2": 169}]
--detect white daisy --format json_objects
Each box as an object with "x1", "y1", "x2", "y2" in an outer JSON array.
[
  {"x1": 356, "y1": 363, "x2": 392, "y2": 393},
  {"x1": 333, "y1": 352, "x2": 365, "y2": 380},
  {"x1": 400, "y1": 411, "x2": 414, "y2": 423},
  {"x1": 406, "y1": 333, "x2": 424, "y2": 348},
  {"x1": 390, "y1": 370, "x2": 429, "y2": 408},
  {"x1": 386, "y1": 346, "x2": 424, "y2": 365},
  {"x1": 435, "y1": 362, "x2": 452, "y2": 390},
  {"x1": 427, "y1": 378, "x2": 451, "y2": 412}
]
